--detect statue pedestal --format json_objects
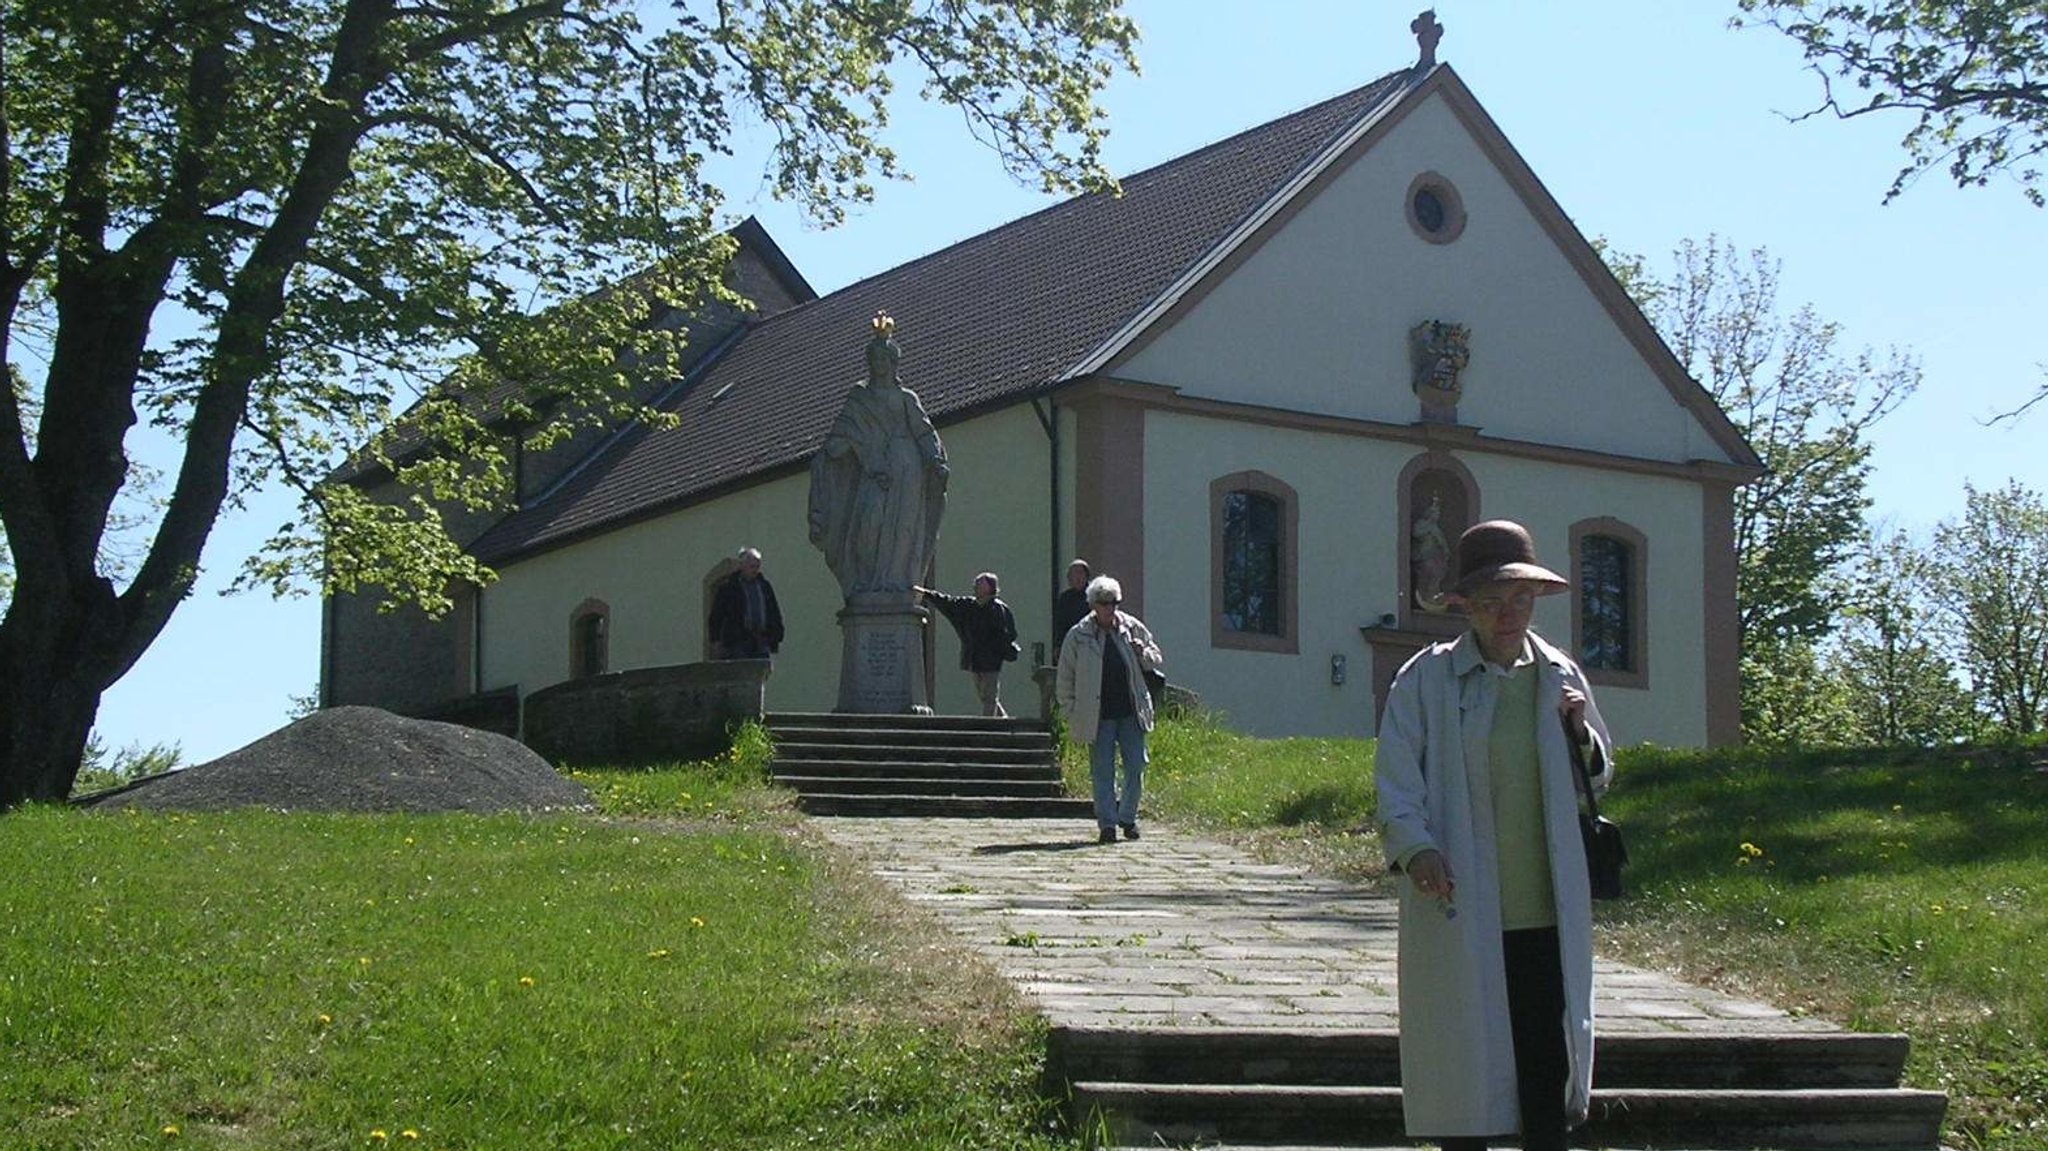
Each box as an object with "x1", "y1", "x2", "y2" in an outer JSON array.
[{"x1": 834, "y1": 595, "x2": 931, "y2": 714}]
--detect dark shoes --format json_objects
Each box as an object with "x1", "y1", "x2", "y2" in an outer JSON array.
[
  {"x1": 1098, "y1": 827, "x2": 1118, "y2": 844},
  {"x1": 1120, "y1": 823, "x2": 1140, "y2": 841}
]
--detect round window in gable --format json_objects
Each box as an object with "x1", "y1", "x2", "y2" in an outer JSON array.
[{"x1": 1405, "y1": 171, "x2": 1466, "y2": 245}]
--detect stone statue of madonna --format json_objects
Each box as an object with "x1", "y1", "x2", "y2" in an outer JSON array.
[{"x1": 807, "y1": 312, "x2": 950, "y2": 602}]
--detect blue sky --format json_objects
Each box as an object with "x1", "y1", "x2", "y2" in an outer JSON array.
[{"x1": 93, "y1": 0, "x2": 2047, "y2": 762}]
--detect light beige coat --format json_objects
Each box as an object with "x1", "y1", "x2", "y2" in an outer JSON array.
[
  {"x1": 1054, "y1": 611, "x2": 1162, "y2": 742},
  {"x1": 1373, "y1": 629, "x2": 1613, "y2": 1137}
]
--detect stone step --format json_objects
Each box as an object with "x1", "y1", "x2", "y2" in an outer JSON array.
[
  {"x1": 1049, "y1": 1027, "x2": 1911, "y2": 1090},
  {"x1": 770, "y1": 758, "x2": 1061, "y2": 781},
  {"x1": 1069, "y1": 1082, "x2": 1946, "y2": 1150},
  {"x1": 768, "y1": 711, "x2": 1048, "y2": 734},
  {"x1": 797, "y1": 793, "x2": 1095, "y2": 818},
  {"x1": 773, "y1": 774, "x2": 1067, "y2": 798},
  {"x1": 774, "y1": 741, "x2": 1055, "y2": 763},
  {"x1": 1588, "y1": 1087, "x2": 1948, "y2": 1150}
]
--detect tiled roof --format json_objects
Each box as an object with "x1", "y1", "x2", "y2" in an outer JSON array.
[{"x1": 470, "y1": 70, "x2": 1416, "y2": 564}]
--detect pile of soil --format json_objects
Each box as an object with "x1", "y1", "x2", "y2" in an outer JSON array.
[{"x1": 85, "y1": 706, "x2": 591, "y2": 814}]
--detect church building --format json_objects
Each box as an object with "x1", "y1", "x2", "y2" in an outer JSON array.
[{"x1": 322, "y1": 28, "x2": 1760, "y2": 749}]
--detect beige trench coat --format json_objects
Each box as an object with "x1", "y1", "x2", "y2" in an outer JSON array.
[{"x1": 1373, "y1": 629, "x2": 1613, "y2": 1138}]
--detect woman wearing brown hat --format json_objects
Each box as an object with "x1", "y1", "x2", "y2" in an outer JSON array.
[{"x1": 1373, "y1": 519, "x2": 1614, "y2": 1151}]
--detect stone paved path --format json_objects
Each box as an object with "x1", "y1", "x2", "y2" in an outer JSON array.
[{"x1": 813, "y1": 817, "x2": 1834, "y2": 1035}]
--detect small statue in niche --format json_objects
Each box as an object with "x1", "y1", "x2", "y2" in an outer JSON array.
[
  {"x1": 1409, "y1": 320, "x2": 1470, "y2": 419},
  {"x1": 1410, "y1": 493, "x2": 1452, "y2": 613}
]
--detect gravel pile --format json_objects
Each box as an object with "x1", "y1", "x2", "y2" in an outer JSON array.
[{"x1": 86, "y1": 706, "x2": 591, "y2": 814}]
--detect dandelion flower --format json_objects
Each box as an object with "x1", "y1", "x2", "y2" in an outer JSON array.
[
  {"x1": 161, "y1": 1125, "x2": 180, "y2": 1137},
  {"x1": 648, "y1": 949, "x2": 671, "y2": 960},
  {"x1": 519, "y1": 976, "x2": 536, "y2": 987},
  {"x1": 690, "y1": 916, "x2": 706, "y2": 928},
  {"x1": 401, "y1": 1131, "x2": 420, "y2": 1141},
  {"x1": 317, "y1": 1013, "x2": 333, "y2": 1027},
  {"x1": 370, "y1": 1131, "x2": 389, "y2": 1142}
]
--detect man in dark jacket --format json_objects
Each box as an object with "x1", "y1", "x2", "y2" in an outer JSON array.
[
  {"x1": 916, "y1": 572, "x2": 1019, "y2": 716},
  {"x1": 1051, "y1": 558, "x2": 1091, "y2": 661},
  {"x1": 708, "y1": 547, "x2": 784, "y2": 660}
]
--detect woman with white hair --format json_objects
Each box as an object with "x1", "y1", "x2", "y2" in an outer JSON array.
[{"x1": 1054, "y1": 575, "x2": 1165, "y2": 844}]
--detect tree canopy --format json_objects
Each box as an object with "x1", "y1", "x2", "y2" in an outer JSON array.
[
  {"x1": 0, "y1": 0, "x2": 1139, "y2": 805},
  {"x1": 1609, "y1": 236, "x2": 1917, "y2": 742},
  {"x1": 1736, "y1": 0, "x2": 2048, "y2": 206}
]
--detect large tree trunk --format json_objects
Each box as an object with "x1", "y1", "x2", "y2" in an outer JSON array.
[{"x1": 0, "y1": 577, "x2": 122, "y2": 806}]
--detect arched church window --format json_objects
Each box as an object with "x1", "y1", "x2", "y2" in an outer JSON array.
[
  {"x1": 1224, "y1": 490, "x2": 1282, "y2": 635},
  {"x1": 569, "y1": 599, "x2": 609, "y2": 679},
  {"x1": 1210, "y1": 471, "x2": 1299, "y2": 653},
  {"x1": 1571, "y1": 519, "x2": 1648, "y2": 689}
]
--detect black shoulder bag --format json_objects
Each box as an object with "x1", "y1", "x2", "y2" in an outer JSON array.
[{"x1": 1565, "y1": 719, "x2": 1627, "y2": 901}]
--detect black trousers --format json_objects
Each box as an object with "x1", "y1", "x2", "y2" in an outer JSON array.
[{"x1": 1440, "y1": 926, "x2": 1569, "y2": 1151}]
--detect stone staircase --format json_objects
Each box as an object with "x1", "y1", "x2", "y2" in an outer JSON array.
[
  {"x1": 767, "y1": 712, "x2": 1094, "y2": 818},
  {"x1": 1050, "y1": 1025, "x2": 1947, "y2": 1149}
]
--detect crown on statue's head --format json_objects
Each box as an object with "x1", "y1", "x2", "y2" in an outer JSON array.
[{"x1": 871, "y1": 311, "x2": 895, "y2": 337}]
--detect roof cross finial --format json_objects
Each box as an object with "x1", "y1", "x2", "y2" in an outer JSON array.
[{"x1": 1411, "y1": 9, "x2": 1443, "y2": 71}]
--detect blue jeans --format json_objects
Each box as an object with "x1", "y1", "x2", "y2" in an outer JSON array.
[{"x1": 1089, "y1": 715, "x2": 1148, "y2": 829}]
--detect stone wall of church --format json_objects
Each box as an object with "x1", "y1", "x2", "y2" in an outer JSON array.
[{"x1": 322, "y1": 579, "x2": 473, "y2": 717}]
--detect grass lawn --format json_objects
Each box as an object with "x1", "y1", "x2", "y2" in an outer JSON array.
[
  {"x1": 16, "y1": 712, "x2": 2044, "y2": 1150},
  {"x1": 1129, "y1": 711, "x2": 2048, "y2": 1151},
  {"x1": 2, "y1": 738, "x2": 1065, "y2": 1151}
]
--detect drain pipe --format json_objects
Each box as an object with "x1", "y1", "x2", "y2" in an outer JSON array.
[{"x1": 1034, "y1": 396, "x2": 1061, "y2": 635}]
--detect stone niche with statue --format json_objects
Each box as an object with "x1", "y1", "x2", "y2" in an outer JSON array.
[{"x1": 1398, "y1": 456, "x2": 1478, "y2": 634}]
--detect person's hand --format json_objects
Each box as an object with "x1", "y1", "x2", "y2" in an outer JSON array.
[
  {"x1": 1560, "y1": 686, "x2": 1589, "y2": 743},
  {"x1": 1406, "y1": 849, "x2": 1456, "y2": 902}
]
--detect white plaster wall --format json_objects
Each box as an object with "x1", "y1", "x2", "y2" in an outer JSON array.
[
  {"x1": 1118, "y1": 92, "x2": 1735, "y2": 468},
  {"x1": 480, "y1": 470, "x2": 844, "y2": 713},
  {"x1": 480, "y1": 403, "x2": 1052, "y2": 720},
  {"x1": 920, "y1": 404, "x2": 1056, "y2": 711},
  {"x1": 1143, "y1": 409, "x2": 1711, "y2": 747},
  {"x1": 1144, "y1": 409, "x2": 1413, "y2": 740}
]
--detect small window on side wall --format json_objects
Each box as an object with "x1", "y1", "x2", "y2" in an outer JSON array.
[
  {"x1": 570, "y1": 599, "x2": 609, "y2": 680},
  {"x1": 1210, "y1": 471, "x2": 1299, "y2": 654},
  {"x1": 1570, "y1": 520, "x2": 1647, "y2": 689}
]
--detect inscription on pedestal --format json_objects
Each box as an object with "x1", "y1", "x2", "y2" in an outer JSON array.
[{"x1": 852, "y1": 629, "x2": 908, "y2": 712}]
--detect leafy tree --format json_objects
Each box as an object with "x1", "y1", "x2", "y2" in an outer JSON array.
[
  {"x1": 0, "y1": 0, "x2": 1139, "y2": 807},
  {"x1": 1735, "y1": 0, "x2": 2048, "y2": 207},
  {"x1": 1824, "y1": 530, "x2": 1980, "y2": 745},
  {"x1": 1918, "y1": 481, "x2": 2048, "y2": 737},
  {"x1": 1611, "y1": 237, "x2": 1916, "y2": 740},
  {"x1": 69, "y1": 734, "x2": 185, "y2": 800},
  {"x1": 1739, "y1": 637, "x2": 1866, "y2": 747},
  {"x1": 1735, "y1": 2, "x2": 2048, "y2": 424}
]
